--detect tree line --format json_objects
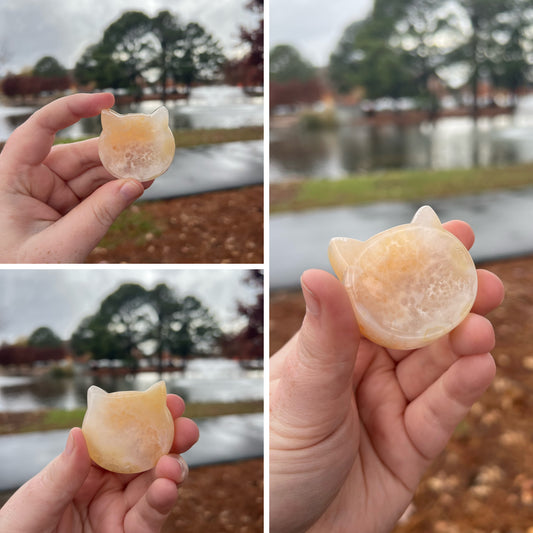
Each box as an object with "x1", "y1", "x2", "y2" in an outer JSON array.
[
  {"x1": 2, "y1": 4, "x2": 263, "y2": 101},
  {"x1": 0, "y1": 274, "x2": 263, "y2": 368},
  {"x1": 271, "y1": 0, "x2": 533, "y2": 116}
]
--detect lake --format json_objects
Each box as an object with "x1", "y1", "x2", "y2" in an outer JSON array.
[
  {"x1": 0, "y1": 86, "x2": 263, "y2": 141},
  {"x1": 270, "y1": 95, "x2": 533, "y2": 180},
  {"x1": 0, "y1": 86, "x2": 264, "y2": 199},
  {"x1": 0, "y1": 358, "x2": 263, "y2": 412},
  {"x1": 0, "y1": 358, "x2": 263, "y2": 487}
]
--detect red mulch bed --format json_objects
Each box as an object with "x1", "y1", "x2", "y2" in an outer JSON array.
[
  {"x1": 270, "y1": 255, "x2": 533, "y2": 532},
  {"x1": 87, "y1": 185, "x2": 264, "y2": 264}
]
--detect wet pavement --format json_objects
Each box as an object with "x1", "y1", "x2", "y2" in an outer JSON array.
[
  {"x1": 0, "y1": 413, "x2": 263, "y2": 491},
  {"x1": 271, "y1": 188, "x2": 533, "y2": 289},
  {"x1": 141, "y1": 141, "x2": 263, "y2": 201}
]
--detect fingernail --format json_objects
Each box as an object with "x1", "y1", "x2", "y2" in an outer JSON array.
[
  {"x1": 64, "y1": 430, "x2": 75, "y2": 456},
  {"x1": 301, "y1": 278, "x2": 320, "y2": 316},
  {"x1": 119, "y1": 179, "x2": 143, "y2": 202},
  {"x1": 175, "y1": 456, "x2": 189, "y2": 484}
]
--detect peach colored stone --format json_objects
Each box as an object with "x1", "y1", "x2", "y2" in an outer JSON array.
[
  {"x1": 82, "y1": 381, "x2": 174, "y2": 474},
  {"x1": 329, "y1": 205, "x2": 477, "y2": 350},
  {"x1": 98, "y1": 107, "x2": 175, "y2": 182}
]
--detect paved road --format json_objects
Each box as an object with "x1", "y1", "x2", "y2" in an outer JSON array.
[
  {"x1": 271, "y1": 187, "x2": 533, "y2": 289},
  {"x1": 0, "y1": 413, "x2": 263, "y2": 491}
]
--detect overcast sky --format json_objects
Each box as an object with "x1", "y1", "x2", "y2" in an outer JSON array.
[
  {"x1": 270, "y1": 0, "x2": 373, "y2": 67},
  {"x1": 0, "y1": 268, "x2": 261, "y2": 344},
  {"x1": 0, "y1": 0, "x2": 258, "y2": 75}
]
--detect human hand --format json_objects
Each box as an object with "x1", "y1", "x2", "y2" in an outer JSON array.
[
  {"x1": 0, "y1": 92, "x2": 152, "y2": 263},
  {"x1": 269, "y1": 220, "x2": 505, "y2": 533},
  {"x1": 0, "y1": 394, "x2": 198, "y2": 533}
]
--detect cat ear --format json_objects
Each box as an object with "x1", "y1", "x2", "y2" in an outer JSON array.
[
  {"x1": 411, "y1": 205, "x2": 442, "y2": 228},
  {"x1": 86, "y1": 385, "x2": 107, "y2": 407},
  {"x1": 144, "y1": 381, "x2": 167, "y2": 405},
  {"x1": 101, "y1": 108, "x2": 122, "y2": 130},
  {"x1": 151, "y1": 106, "x2": 169, "y2": 125},
  {"x1": 328, "y1": 237, "x2": 365, "y2": 281}
]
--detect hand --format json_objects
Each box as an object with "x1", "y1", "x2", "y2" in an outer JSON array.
[
  {"x1": 0, "y1": 92, "x2": 152, "y2": 263},
  {"x1": 269, "y1": 220, "x2": 505, "y2": 533},
  {"x1": 0, "y1": 394, "x2": 199, "y2": 533}
]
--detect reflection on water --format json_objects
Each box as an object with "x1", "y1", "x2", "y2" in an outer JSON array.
[
  {"x1": 0, "y1": 87, "x2": 264, "y2": 197},
  {"x1": 0, "y1": 86, "x2": 263, "y2": 142},
  {"x1": 0, "y1": 359, "x2": 263, "y2": 412},
  {"x1": 57, "y1": 85, "x2": 263, "y2": 139},
  {"x1": 0, "y1": 106, "x2": 34, "y2": 141},
  {"x1": 270, "y1": 96, "x2": 533, "y2": 180},
  {"x1": 168, "y1": 85, "x2": 263, "y2": 130}
]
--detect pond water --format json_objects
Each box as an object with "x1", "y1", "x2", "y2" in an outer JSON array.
[
  {"x1": 0, "y1": 86, "x2": 263, "y2": 142},
  {"x1": 270, "y1": 188, "x2": 533, "y2": 289},
  {"x1": 0, "y1": 86, "x2": 264, "y2": 198},
  {"x1": 0, "y1": 358, "x2": 263, "y2": 412},
  {"x1": 270, "y1": 95, "x2": 533, "y2": 180},
  {"x1": 0, "y1": 358, "x2": 263, "y2": 488},
  {"x1": 0, "y1": 413, "x2": 263, "y2": 490}
]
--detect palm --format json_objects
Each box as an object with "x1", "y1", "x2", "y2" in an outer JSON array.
[
  {"x1": 0, "y1": 93, "x2": 149, "y2": 263},
  {"x1": 310, "y1": 339, "x2": 452, "y2": 532},
  {"x1": 62, "y1": 467, "x2": 166, "y2": 532},
  {"x1": 270, "y1": 224, "x2": 503, "y2": 532},
  {"x1": 7, "y1": 140, "x2": 111, "y2": 224},
  {"x1": 0, "y1": 396, "x2": 196, "y2": 533}
]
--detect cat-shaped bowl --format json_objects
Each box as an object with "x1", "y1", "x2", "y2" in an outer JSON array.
[
  {"x1": 328, "y1": 205, "x2": 478, "y2": 350},
  {"x1": 98, "y1": 106, "x2": 175, "y2": 182},
  {"x1": 81, "y1": 380, "x2": 174, "y2": 473}
]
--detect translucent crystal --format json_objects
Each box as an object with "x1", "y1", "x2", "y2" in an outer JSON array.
[
  {"x1": 81, "y1": 381, "x2": 174, "y2": 474},
  {"x1": 328, "y1": 205, "x2": 478, "y2": 350},
  {"x1": 98, "y1": 107, "x2": 175, "y2": 182}
]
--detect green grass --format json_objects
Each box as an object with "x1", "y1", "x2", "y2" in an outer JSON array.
[
  {"x1": 95, "y1": 207, "x2": 162, "y2": 250},
  {"x1": 184, "y1": 400, "x2": 263, "y2": 419},
  {"x1": 53, "y1": 126, "x2": 263, "y2": 149},
  {"x1": 0, "y1": 400, "x2": 263, "y2": 436},
  {"x1": 270, "y1": 163, "x2": 533, "y2": 213},
  {"x1": 40, "y1": 408, "x2": 87, "y2": 431},
  {"x1": 172, "y1": 126, "x2": 263, "y2": 147}
]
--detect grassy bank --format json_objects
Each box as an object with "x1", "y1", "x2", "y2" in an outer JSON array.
[
  {"x1": 270, "y1": 163, "x2": 533, "y2": 213},
  {"x1": 94, "y1": 205, "x2": 162, "y2": 251},
  {"x1": 0, "y1": 400, "x2": 263, "y2": 436},
  {"x1": 53, "y1": 126, "x2": 263, "y2": 149},
  {"x1": 0, "y1": 126, "x2": 263, "y2": 153},
  {"x1": 172, "y1": 126, "x2": 263, "y2": 147}
]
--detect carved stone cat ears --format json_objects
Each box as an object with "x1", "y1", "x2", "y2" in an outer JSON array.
[
  {"x1": 100, "y1": 106, "x2": 170, "y2": 129},
  {"x1": 98, "y1": 106, "x2": 175, "y2": 182}
]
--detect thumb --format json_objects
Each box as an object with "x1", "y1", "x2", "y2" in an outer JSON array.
[
  {"x1": 272, "y1": 269, "x2": 360, "y2": 432},
  {"x1": 0, "y1": 428, "x2": 91, "y2": 533},
  {"x1": 32, "y1": 178, "x2": 145, "y2": 263}
]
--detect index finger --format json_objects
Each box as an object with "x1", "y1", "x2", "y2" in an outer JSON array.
[
  {"x1": 442, "y1": 219, "x2": 475, "y2": 250},
  {"x1": 166, "y1": 394, "x2": 186, "y2": 419},
  {"x1": 3, "y1": 92, "x2": 114, "y2": 167}
]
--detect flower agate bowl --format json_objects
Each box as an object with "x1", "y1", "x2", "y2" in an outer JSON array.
[
  {"x1": 328, "y1": 205, "x2": 478, "y2": 350},
  {"x1": 81, "y1": 380, "x2": 174, "y2": 474},
  {"x1": 98, "y1": 106, "x2": 175, "y2": 182}
]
